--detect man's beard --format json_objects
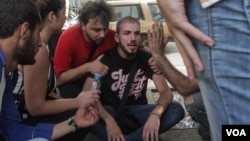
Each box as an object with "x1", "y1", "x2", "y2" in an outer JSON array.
[
  {"x1": 120, "y1": 43, "x2": 137, "y2": 57},
  {"x1": 15, "y1": 51, "x2": 36, "y2": 65},
  {"x1": 85, "y1": 31, "x2": 104, "y2": 45},
  {"x1": 15, "y1": 38, "x2": 37, "y2": 65}
]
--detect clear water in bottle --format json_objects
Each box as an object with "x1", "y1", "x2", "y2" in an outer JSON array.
[{"x1": 89, "y1": 73, "x2": 102, "y2": 90}]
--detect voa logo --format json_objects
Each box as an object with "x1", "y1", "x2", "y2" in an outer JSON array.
[{"x1": 226, "y1": 129, "x2": 246, "y2": 136}]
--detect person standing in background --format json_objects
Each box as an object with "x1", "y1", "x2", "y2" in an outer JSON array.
[{"x1": 157, "y1": 0, "x2": 250, "y2": 140}]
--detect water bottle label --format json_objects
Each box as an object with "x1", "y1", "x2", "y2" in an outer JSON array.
[{"x1": 90, "y1": 73, "x2": 101, "y2": 90}]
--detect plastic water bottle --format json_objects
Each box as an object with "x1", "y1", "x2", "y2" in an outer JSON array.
[{"x1": 89, "y1": 73, "x2": 102, "y2": 90}]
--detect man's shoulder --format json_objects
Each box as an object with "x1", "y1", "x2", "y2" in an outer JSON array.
[
  {"x1": 107, "y1": 29, "x2": 116, "y2": 34},
  {"x1": 101, "y1": 47, "x2": 117, "y2": 63},
  {"x1": 61, "y1": 24, "x2": 81, "y2": 36},
  {"x1": 103, "y1": 47, "x2": 117, "y2": 57},
  {"x1": 105, "y1": 29, "x2": 116, "y2": 39},
  {"x1": 57, "y1": 24, "x2": 83, "y2": 48}
]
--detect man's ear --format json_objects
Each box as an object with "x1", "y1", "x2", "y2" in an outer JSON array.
[
  {"x1": 80, "y1": 23, "x2": 86, "y2": 31},
  {"x1": 114, "y1": 33, "x2": 119, "y2": 42},
  {"x1": 20, "y1": 22, "x2": 30, "y2": 40}
]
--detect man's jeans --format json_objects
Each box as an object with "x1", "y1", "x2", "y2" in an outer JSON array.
[
  {"x1": 186, "y1": 0, "x2": 250, "y2": 140},
  {"x1": 91, "y1": 102, "x2": 184, "y2": 141},
  {"x1": 58, "y1": 81, "x2": 83, "y2": 98}
]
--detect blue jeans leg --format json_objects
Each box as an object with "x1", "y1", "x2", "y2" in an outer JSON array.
[
  {"x1": 125, "y1": 102, "x2": 184, "y2": 141},
  {"x1": 186, "y1": 0, "x2": 250, "y2": 140},
  {"x1": 90, "y1": 106, "x2": 116, "y2": 141},
  {"x1": 90, "y1": 103, "x2": 184, "y2": 141}
]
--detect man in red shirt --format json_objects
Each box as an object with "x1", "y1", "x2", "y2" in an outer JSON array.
[{"x1": 54, "y1": 1, "x2": 117, "y2": 98}]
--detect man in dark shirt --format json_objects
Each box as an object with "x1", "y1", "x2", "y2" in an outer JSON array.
[{"x1": 83, "y1": 16, "x2": 185, "y2": 141}]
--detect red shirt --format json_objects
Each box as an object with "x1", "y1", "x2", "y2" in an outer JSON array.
[{"x1": 54, "y1": 24, "x2": 117, "y2": 78}]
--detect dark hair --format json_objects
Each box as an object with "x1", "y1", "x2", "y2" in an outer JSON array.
[
  {"x1": 116, "y1": 16, "x2": 140, "y2": 33},
  {"x1": 32, "y1": 0, "x2": 65, "y2": 21},
  {"x1": 78, "y1": 0, "x2": 113, "y2": 28},
  {"x1": 0, "y1": 0, "x2": 42, "y2": 38}
]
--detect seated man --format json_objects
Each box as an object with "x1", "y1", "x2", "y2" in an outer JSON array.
[{"x1": 83, "y1": 16, "x2": 185, "y2": 141}]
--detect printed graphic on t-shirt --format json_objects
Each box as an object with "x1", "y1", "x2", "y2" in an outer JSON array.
[{"x1": 111, "y1": 69, "x2": 147, "y2": 100}]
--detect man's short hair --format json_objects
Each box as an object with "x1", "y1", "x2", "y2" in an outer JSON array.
[
  {"x1": 116, "y1": 16, "x2": 140, "y2": 33},
  {"x1": 78, "y1": 0, "x2": 113, "y2": 28},
  {"x1": 0, "y1": 0, "x2": 42, "y2": 38}
]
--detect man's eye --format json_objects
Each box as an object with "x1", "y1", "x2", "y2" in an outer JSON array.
[
  {"x1": 124, "y1": 32, "x2": 130, "y2": 35},
  {"x1": 135, "y1": 32, "x2": 140, "y2": 36}
]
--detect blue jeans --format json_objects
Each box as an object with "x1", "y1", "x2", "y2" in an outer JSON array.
[
  {"x1": 91, "y1": 102, "x2": 184, "y2": 141},
  {"x1": 186, "y1": 0, "x2": 250, "y2": 140}
]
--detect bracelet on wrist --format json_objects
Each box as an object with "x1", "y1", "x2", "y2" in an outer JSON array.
[
  {"x1": 149, "y1": 112, "x2": 161, "y2": 118},
  {"x1": 68, "y1": 116, "x2": 78, "y2": 132}
]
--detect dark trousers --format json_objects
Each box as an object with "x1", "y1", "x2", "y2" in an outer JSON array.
[
  {"x1": 91, "y1": 102, "x2": 185, "y2": 141},
  {"x1": 58, "y1": 81, "x2": 83, "y2": 98}
]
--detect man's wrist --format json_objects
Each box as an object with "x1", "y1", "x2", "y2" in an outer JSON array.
[
  {"x1": 151, "y1": 52, "x2": 165, "y2": 58},
  {"x1": 149, "y1": 112, "x2": 161, "y2": 118},
  {"x1": 68, "y1": 116, "x2": 78, "y2": 132},
  {"x1": 156, "y1": 103, "x2": 166, "y2": 110}
]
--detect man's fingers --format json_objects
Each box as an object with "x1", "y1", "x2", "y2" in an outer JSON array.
[
  {"x1": 163, "y1": 36, "x2": 169, "y2": 45},
  {"x1": 178, "y1": 22, "x2": 214, "y2": 47},
  {"x1": 96, "y1": 54, "x2": 104, "y2": 61},
  {"x1": 143, "y1": 45, "x2": 151, "y2": 53},
  {"x1": 175, "y1": 30, "x2": 204, "y2": 70},
  {"x1": 174, "y1": 39, "x2": 196, "y2": 79}
]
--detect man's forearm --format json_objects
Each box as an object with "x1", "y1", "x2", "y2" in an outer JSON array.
[
  {"x1": 153, "y1": 54, "x2": 199, "y2": 95},
  {"x1": 97, "y1": 101, "x2": 114, "y2": 123},
  {"x1": 51, "y1": 120, "x2": 72, "y2": 140},
  {"x1": 57, "y1": 64, "x2": 90, "y2": 86}
]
